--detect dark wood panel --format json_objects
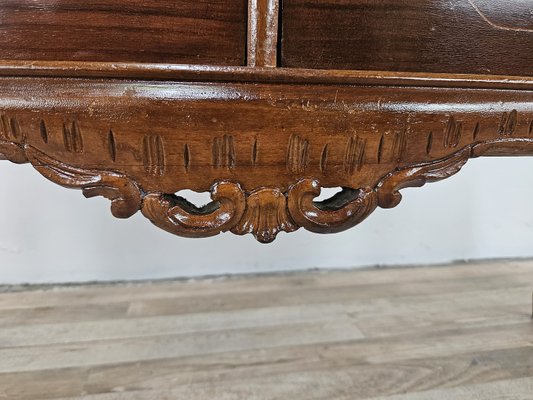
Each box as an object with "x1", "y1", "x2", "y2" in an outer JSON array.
[
  {"x1": 281, "y1": 0, "x2": 533, "y2": 76},
  {"x1": 0, "y1": 0, "x2": 247, "y2": 65}
]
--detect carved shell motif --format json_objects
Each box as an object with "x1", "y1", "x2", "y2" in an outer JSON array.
[{"x1": 232, "y1": 188, "x2": 298, "y2": 243}]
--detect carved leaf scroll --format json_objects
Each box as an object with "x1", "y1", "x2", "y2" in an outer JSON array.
[
  {"x1": 26, "y1": 147, "x2": 142, "y2": 219},
  {"x1": 377, "y1": 148, "x2": 471, "y2": 209},
  {"x1": 142, "y1": 181, "x2": 246, "y2": 238},
  {"x1": 377, "y1": 138, "x2": 533, "y2": 209},
  {"x1": 0, "y1": 141, "x2": 28, "y2": 164},
  {"x1": 288, "y1": 179, "x2": 378, "y2": 234}
]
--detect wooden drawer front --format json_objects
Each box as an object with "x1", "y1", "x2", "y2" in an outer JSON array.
[
  {"x1": 0, "y1": 0, "x2": 247, "y2": 65},
  {"x1": 281, "y1": 0, "x2": 533, "y2": 76}
]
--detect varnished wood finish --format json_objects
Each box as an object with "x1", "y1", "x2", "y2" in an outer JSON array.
[
  {"x1": 0, "y1": 260, "x2": 532, "y2": 399},
  {"x1": 1, "y1": 1, "x2": 533, "y2": 241},
  {"x1": 3, "y1": 61, "x2": 533, "y2": 89},
  {"x1": 2, "y1": 72, "x2": 533, "y2": 241},
  {"x1": 248, "y1": 0, "x2": 279, "y2": 67},
  {"x1": 0, "y1": 0, "x2": 248, "y2": 65},
  {"x1": 281, "y1": 0, "x2": 533, "y2": 75}
]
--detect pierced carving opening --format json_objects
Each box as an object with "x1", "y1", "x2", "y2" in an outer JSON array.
[
  {"x1": 141, "y1": 182, "x2": 246, "y2": 239},
  {"x1": 312, "y1": 186, "x2": 361, "y2": 211},
  {"x1": 314, "y1": 186, "x2": 343, "y2": 202},
  {"x1": 173, "y1": 189, "x2": 219, "y2": 214},
  {"x1": 287, "y1": 179, "x2": 377, "y2": 235}
]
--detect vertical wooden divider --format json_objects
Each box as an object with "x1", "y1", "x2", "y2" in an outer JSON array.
[{"x1": 247, "y1": 0, "x2": 280, "y2": 67}]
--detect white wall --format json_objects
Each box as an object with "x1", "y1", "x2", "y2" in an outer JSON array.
[{"x1": 1, "y1": 157, "x2": 533, "y2": 284}]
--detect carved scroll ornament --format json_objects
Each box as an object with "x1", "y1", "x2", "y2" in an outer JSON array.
[
  {"x1": 3, "y1": 137, "x2": 533, "y2": 242},
  {"x1": 26, "y1": 147, "x2": 142, "y2": 219},
  {"x1": 2, "y1": 108, "x2": 533, "y2": 242}
]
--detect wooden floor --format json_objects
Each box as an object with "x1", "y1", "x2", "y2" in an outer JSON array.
[{"x1": 0, "y1": 261, "x2": 532, "y2": 399}]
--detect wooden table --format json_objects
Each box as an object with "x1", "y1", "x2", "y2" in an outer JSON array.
[{"x1": 1, "y1": 0, "x2": 532, "y2": 243}]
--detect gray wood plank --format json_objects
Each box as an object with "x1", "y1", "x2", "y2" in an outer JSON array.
[{"x1": 0, "y1": 260, "x2": 531, "y2": 399}]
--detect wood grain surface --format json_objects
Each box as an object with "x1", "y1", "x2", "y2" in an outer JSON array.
[
  {"x1": 3, "y1": 61, "x2": 533, "y2": 89},
  {"x1": 0, "y1": 260, "x2": 532, "y2": 399},
  {"x1": 1, "y1": 1, "x2": 533, "y2": 241},
  {"x1": 248, "y1": 0, "x2": 279, "y2": 67},
  {"x1": 281, "y1": 0, "x2": 533, "y2": 76},
  {"x1": 0, "y1": 0, "x2": 248, "y2": 65},
  {"x1": 2, "y1": 72, "x2": 533, "y2": 241}
]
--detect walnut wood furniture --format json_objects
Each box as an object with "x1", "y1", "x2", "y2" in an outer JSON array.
[{"x1": 1, "y1": 0, "x2": 533, "y2": 243}]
